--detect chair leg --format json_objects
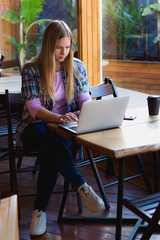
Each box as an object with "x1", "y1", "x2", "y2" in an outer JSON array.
[
  {"x1": 85, "y1": 148, "x2": 110, "y2": 209},
  {"x1": 71, "y1": 143, "x2": 83, "y2": 211},
  {"x1": 57, "y1": 178, "x2": 70, "y2": 222},
  {"x1": 32, "y1": 156, "x2": 40, "y2": 174},
  {"x1": 141, "y1": 226, "x2": 155, "y2": 240},
  {"x1": 9, "y1": 153, "x2": 18, "y2": 194},
  {"x1": 153, "y1": 151, "x2": 158, "y2": 193},
  {"x1": 76, "y1": 191, "x2": 82, "y2": 213},
  {"x1": 17, "y1": 154, "x2": 23, "y2": 169},
  {"x1": 127, "y1": 218, "x2": 143, "y2": 240},
  {"x1": 136, "y1": 154, "x2": 153, "y2": 194}
]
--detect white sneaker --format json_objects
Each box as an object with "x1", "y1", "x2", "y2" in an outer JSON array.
[
  {"x1": 30, "y1": 210, "x2": 46, "y2": 236},
  {"x1": 78, "y1": 183, "x2": 105, "y2": 213}
]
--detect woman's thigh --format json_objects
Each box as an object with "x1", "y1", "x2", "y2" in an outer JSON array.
[{"x1": 21, "y1": 121, "x2": 72, "y2": 151}]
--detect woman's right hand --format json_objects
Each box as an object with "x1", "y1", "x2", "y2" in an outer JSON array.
[{"x1": 36, "y1": 106, "x2": 80, "y2": 124}]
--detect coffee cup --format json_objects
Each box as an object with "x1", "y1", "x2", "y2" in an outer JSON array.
[{"x1": 147, "y1": 95, "x2": 160, "y2": 116}]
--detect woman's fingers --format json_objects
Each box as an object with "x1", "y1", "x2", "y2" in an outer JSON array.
[{"x1": 61, "y1": 111, "x2": 80, "y2": 122}]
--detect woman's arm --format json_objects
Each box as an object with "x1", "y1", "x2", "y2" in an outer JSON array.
[
  {"x1": 37, "y1": 107, "x2": 80, "y2": 123},
  {"x1": 26, "y1": 98, "x2": 79, "y2": 123},
  {"x1": 36, "y1": 107, "x2": 80, "y2": 123},
  {"x1": 36, "y1": 106, "x2": 63, "y2": 123}
]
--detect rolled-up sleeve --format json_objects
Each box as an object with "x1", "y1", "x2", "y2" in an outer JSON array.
[{"x1": 26, "y1": 98, "x2": 42, "y2": 119}]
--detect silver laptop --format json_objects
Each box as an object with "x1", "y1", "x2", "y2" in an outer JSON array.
[{"x1": 59, "y1": 96, "x2": 129, "y2": 134}]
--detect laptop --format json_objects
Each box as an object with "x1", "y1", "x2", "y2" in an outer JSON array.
[{"x1": 59, "y1": 96, "x2": 129, "y2": 135}]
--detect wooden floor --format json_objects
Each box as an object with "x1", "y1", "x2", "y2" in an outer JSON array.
[{"x1": 0, "y1": 143, "x2": 160, "y2": 239}]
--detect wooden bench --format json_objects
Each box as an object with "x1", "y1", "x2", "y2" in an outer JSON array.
[{"x1": 0, "y1": 195, "x2": 19, "y2": 240}]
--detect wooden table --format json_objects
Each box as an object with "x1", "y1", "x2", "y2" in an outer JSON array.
[
  {"x1": 47, "y1": 87, "x2": 160, "y2": 240},
  {"x1": 0, "y1": 195, "x2": 19, "y2": 240},
  {"x1": 0, "y1": 75, "x2": 21, "y2": 94},
  {"x1": 76, "y1": 122, "x2": 160, "y2": 240}
]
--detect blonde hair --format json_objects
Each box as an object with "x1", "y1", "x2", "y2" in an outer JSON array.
[{"x1": 23, "y1": 20, "x2": 74, "y2": 102}]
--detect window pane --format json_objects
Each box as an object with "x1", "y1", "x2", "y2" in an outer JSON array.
[
  {"x1": 38, "y1": 0, "x2": 77, "y2": 56},
  {"x1": 101, "y1": 0, "x2": 160, "y2": 95},
  {"x1": 0, "y1": 0, "x2": 77, "y2": 64}
]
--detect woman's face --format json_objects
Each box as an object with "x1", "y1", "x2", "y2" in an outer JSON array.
[{"x1": 55, "y1": 37, "x2": 71, "y2": 63}]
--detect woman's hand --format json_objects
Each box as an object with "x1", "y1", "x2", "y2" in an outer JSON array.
[
  {"x1": 36, "y1": 106, "x2": 80, "y2": 124},
  {"x1": 59, "y1": 111, "x2": 80, "y2": 123}
]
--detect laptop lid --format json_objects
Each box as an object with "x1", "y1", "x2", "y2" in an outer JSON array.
[{"x1": 59, "y1": 96, "x2": 129, "y2": 134}]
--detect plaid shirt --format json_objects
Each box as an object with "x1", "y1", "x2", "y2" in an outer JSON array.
[{"x1": 16, "y1": 58, "x2": 89, "y2": 146}]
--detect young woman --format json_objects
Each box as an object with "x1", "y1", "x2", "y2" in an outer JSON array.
[{"x1": 16, "y1": 20, "x2": 105, "y2": 236}]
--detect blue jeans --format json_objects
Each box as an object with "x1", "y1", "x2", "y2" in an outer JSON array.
[{"x1": 21, "y1": 121, "x2": 85, "y2": 211}]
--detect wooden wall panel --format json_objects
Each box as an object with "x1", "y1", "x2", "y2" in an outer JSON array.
[
  {"x1": 103, "y1": 60, "x2": 160, "y2": 95},
  {"x1": 0, "y1": 0, "x2": 19, "y2": 59},
  {"x1": 77, "y1": 0, "x2": 100, "y2": 86}
]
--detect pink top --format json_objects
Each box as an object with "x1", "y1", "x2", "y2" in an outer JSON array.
[{"x1": 26, "y1": 71, "x2": 92, "y2": 119}]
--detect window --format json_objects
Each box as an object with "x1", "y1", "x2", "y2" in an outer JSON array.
[
  {"x1": 101, "y1": 0, "x2": 160, "y2": 95},
  {"x1": 38, "y1": 0, "x2": 78, "y2": 56},
  {"x1": 0, "y1": 0, "x2": 78, "y2": 61}
]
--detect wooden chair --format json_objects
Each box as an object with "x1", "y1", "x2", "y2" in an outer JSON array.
[
  {"x1": 0, "y1": 100, "x2": 18, "y2": 174},
  {"x1": 123, "y1": 193, "x2": 160, "y2": 240},
  {"x1": 0, "y1": 56, "x2": 22, "y2": 160},
  {"x1": 0, "y1": 89, "x2": 39, "y2": 194}
]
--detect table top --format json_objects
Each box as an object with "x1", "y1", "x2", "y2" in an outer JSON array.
[
  {"x1": 76, "y1": 119, "x2": 160, "y2": 159},
  {"x1": 0, "y1": 75, "x2": 21, "y2": 93},
  {"x1": 47, "y1": 87, "x2": 160, "y2": 159},
  {"x1": 76, "y1": 88, "x2": 160, "y2": 158}
]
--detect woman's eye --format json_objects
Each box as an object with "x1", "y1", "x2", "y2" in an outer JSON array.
[{"x1": 56, "y1": 46, "x2": 70, "y2": 50}]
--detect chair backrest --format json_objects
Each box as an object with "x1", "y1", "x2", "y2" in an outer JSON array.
[
  {"x1": 89, "y1": 77, "x2": 118, "y2": 100},
  {"x1": 0, "y1": 57, "x2": 22, "y2": 76},
  {"x1": 0, "y1": 91, "x2": 21, "y2": 137},
  {"x1": 4, "y1": 90, "x2": 22, "y2": 149}
]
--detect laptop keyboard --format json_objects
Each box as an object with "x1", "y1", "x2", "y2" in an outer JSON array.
[
  {"x1": 59, "y1": 121, "x2": 78, "y2": 132},
  {"x1": 69, "y1": 126, "x2": 77, "y2": 131}
]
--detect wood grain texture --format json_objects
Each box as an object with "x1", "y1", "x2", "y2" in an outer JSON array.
[
  {"x1": 76, "y1": 121, "x2": 160, "y2": 158},
  {"x1": 0, "y1": 0, "x2": 19, "y2": 59},
  {"x1": 103, "y1": 60, "x2": 160, "y2": 95},
  {"x1": 77, "y1": 0, "x2": 100, "y2": 87},
  {"x1": 0, "y1": 195, "x2": 19, "y2": 240}
]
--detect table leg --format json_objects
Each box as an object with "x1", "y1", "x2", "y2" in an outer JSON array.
[
  {"x1": 116, "y1": 157, "x2": 125, "y2": 240},
  {"x1": 85, "y1": 148, "x2": 110, "y2": 209}
]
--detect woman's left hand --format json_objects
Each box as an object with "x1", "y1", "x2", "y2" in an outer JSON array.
[{"x1": 60, "y1": 111, "x2": 80, "y2": 123}]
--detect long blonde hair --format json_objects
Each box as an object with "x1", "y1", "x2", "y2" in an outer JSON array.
[{"x1": 23, "y1": 20, "x2": 74, "y2": 102}]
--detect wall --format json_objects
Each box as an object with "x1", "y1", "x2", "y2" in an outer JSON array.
[{"x1": 103, "y1": 59, "x2": 160, "y2": 95}]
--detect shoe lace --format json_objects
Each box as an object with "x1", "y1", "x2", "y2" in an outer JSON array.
[
  {"x1": 34, "y1": 211, "x2": 43, "y2": 225},
  {"x1": 81, "y1": 188, "x2": 87, "y2": 196},
  {"x1": 80, "y1": 186, "x2": 91, "y2": 197}
]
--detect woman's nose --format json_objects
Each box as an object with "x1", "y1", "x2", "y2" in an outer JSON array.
[{"x1": 61, "y1": 48, "x2": 66, "y2": 55}]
